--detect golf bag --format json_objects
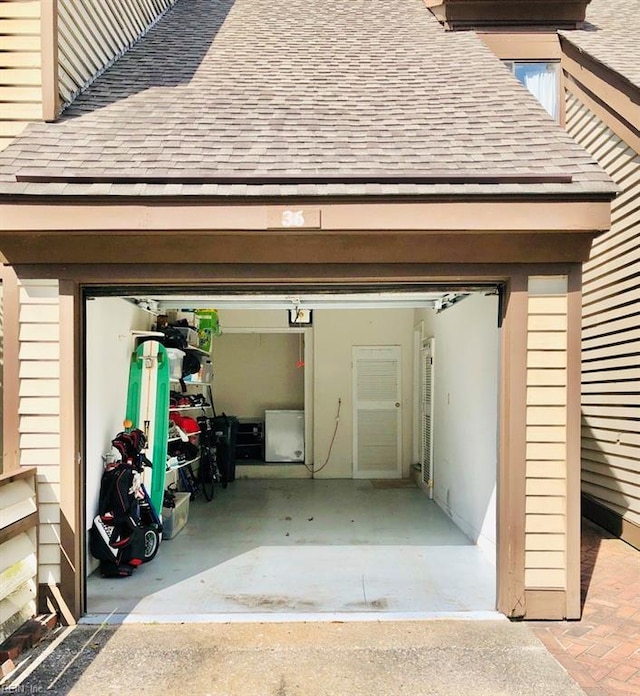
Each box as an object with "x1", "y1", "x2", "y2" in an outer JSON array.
[{"x1": 90, "y1": 429, "x2": 162, "y2": 578}]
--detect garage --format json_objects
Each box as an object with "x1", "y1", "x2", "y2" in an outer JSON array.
[{"x1": 83, "y1": 286, "x2": 500, "y2": 619}]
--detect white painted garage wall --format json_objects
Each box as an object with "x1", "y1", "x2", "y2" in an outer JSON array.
[
  {"x1": 211, "y1": 333, "x2": 304, "y2": 418},
  {"x1": 85, "y1": 298, "x2": 152, "y2": 572},
  {"x1": 416, "y1": 294, "x2": 499, "y2": 559},
  {"x1": 313, "y1": 308, "x2": 416, "y2": 478}
]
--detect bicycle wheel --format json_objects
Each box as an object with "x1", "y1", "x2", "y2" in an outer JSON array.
[{"x1": 200, "y1": 447, "x2": 215, "y2": 501}]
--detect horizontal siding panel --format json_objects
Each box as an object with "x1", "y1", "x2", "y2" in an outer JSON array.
[
  {"x1": 0, "y1": 35, "x2": 40, "y2": 50},
  {"x1": 525, "y1": 514, "x2": 565, "y2": 534},
  {"x1": 526, "y1": 426, "x2": 567, "y2": 443},
  {"x1": 582, "y1": 482, "x2": 640, "y2": 517},
  {"x1": 582, "y1": 473, "x2": 640, "y2": 502},
  {"x1": 582, "y1": 459, "x2": 640, "y2": 486},
  {"x1": 19, "y1": 343, "x2": 60, "y2": 360},
  {"x1": 581, "y1": 438, "x2": 640, "y2": 464},
  {"x1": 582, "y1": 327, "x2": 640, "y2": 350},
  {"x1": 582, "y1": 274, "x2": 640, "y2": 308},
  {"x1": 526, "y1": 387, "x2": 566, "y2": 406},
  {"x1": 39, "y1": 564, "x2": 61, "y2": 585},
  {"x1": 527, "y1": 314, "x2": 568, "y2": 331},
  {"x1": 19, "y1": 324, "x2": 59, "y2": 341},
  {"x1": 19, "y1": 361, "x2": 59, "y2": 379},
  {"x1": 0, "y1": 67, "x2": 41, "y2": 85},
  {"x1": 38, "y1": 545, "x2": 61, "y2": 566},
  {"x1": 527, "y1": 406, "x2": 566, "y2": 426},
  {"x1": 19, "y1": 379, "x2": 60, "y2": 397},
  {"x1": 36, "y1": 468, "x2": 60, "y2": 485},
  {"x1": 19, "y1": 305, "x2": 59, "y2": 323},
  {"x1": 525, "y1": 533, "x2": 565, "y2": 551},
  {"x1": 36, "y1": 482, "x2": 60, "y2": 504},
  {"x1": 0, "y1": 1, "x2": 41, "y2": 19},
  {"x1": 582, "y1": 354, "x2": 640, "y2": 372},
  {"x1": 526, "y1": 461, "x2": 567, "y2": 479},
  {"x1": 525, "y1": 551, "x2": 565, "y2": 569},
  {"x1": 525, "y1": 496, "x2": 566, "y2": 515},
  {"x1": 526, "y1": 442, "x2": 566, "y2": 461},
  {"x1": 525, "y1": 568, "x2": 565, "y2": 589},
  {"x1": 527, "y1": 333, "x2": 567, "y2": 351},
  {"x1": 526, "y1": 478, "x2": 566, "y2": 496},
  {"x1": 528, "y1": 296, "x2": 567, "y2": 315},
  {"x1": 527, "y1": 351, "x2": 567, "y2": 369},
  {"x1": 582, "y1": 341, "x2": 640, "y2": 363},
  {"x1": 582, "y1": 404, "x2": 638, "y2": 420},
  {"x1": 582, "y1": 366, "x2": 639, "y2": 384},
  {"x1": 0, "y1": 17, "x2": 39, "y2": 33},
  {"x1": 20, "y1": 433, "x2": 60, "y2": 449},
  {"x1": 0, "y1": 101, "x2": 42, "y2": 119},
  {"x1": 38, "y1": 503, "x2": 60, "y2": 525},
  {"x1": 38, "y1": 524, "x2": 60, "y2": 545},
  {"x1": 582, "y1": 392, "x2": 640, "y2": 406},
  {"x1": 0, "y1": 85, "x2": 41, "y2": 101},
  {"x1": 582, "y1": 426, "x2": 640, "y2": 447},
  {"x1": 19, "y1": 415, "x2": 60, "y2": 433},
  {"x1": 526, "y1": 369, "x2": 567, "y2": 386},
  {"x1": 19, "y1": 396, "x2": 61, "y2": 414},
  {"x1": 20, "y1": 449, "x2": 60, "y2": 467}
]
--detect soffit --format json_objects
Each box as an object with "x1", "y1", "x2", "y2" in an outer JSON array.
[{"x1": 0, "y1": 0, "x2": 614, "y2": 200}]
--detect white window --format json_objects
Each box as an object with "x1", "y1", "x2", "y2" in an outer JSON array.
[{"x1": 505, "y1": 61, "x2": 560, "y2": 121}]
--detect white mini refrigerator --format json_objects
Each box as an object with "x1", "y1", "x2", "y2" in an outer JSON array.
[{"x1": 265, "y1": 410, "x2": 304, "y2": 462}]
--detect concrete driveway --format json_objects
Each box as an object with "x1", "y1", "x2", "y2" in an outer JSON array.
[{"x1": 8, "y1": 619, "x2": 585, "y2": 696}]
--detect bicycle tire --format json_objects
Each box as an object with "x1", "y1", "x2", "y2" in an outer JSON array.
[{"x1": 201, "y1": 448, "x2": 215, "y2": 501}]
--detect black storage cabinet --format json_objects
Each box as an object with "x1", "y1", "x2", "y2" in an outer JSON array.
[{"x1": 235, "y1": 420, "x2": 264, "y2": 462}]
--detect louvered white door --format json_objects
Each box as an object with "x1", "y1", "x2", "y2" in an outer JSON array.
[
  {"x1": 420, "y1": 338, "x2": 435, "y2": 498},
  {"x1": 352, "y1": 346, "x2": 402, "y2": 479}
]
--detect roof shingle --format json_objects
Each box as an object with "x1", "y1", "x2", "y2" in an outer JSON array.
[{"x1": 0, "y1": 0, "x2": 615, "y2": 198}]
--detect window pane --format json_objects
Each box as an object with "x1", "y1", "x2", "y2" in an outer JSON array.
[{"x1": 513, "y1": 62, "x2": 559, "y2": 121}]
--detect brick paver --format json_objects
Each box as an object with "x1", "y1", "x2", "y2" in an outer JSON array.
[{"x1": 529, "y1": 519, "x2": 640, "y2": 696}]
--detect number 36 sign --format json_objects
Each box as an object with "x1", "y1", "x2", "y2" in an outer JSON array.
[{"x1": 267, "y1": 208, "x2": 321, "y2": 229}]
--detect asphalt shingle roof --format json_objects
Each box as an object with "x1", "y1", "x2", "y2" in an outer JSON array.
[
  {"x1": 562, "y1": 0, "x2": 640, "y2": 89},
  {"x1": 0, "y1": 0, "x2": 615, "y2": 198}
]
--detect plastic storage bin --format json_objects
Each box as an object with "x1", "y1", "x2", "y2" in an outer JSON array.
[
  {"x1": 165, "y1": 348, "x2": 185, "y2": 380},
  {"x1": 162, "y1": 491, "x2": 190, "y2": 539}
]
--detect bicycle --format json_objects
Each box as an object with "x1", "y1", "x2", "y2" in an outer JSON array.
[{"x1": 198, "y1": 417, "x2": 221, "y2": 501}]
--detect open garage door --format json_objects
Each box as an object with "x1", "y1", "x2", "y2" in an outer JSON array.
[{"x1": 83, "y1": 284, "x2": 500, "y2": 621}]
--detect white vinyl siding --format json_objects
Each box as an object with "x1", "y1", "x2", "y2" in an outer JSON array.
[
  {"x1": 18, "y1": 281, "x2": 61, "y2": 585},
  {"x1": 525, "y1": 289, "x2": 568, "y2": 590},
  {"x1": 57, "y1": 0, "x2": 179, "y2": 106}
]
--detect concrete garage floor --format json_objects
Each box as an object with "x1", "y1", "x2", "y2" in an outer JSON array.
[{"x1": 85, "y1": 479, "x2": 497, "y2": 621}]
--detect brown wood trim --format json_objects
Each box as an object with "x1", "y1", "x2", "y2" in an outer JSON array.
[
  {"x1": 565, "y1": 264, "x2": 583, "y2": 619},
  {"x1": 58, "y1": 280, "x2": 82, "y2": 622},
  {"x1": 564, "y1": 73, "x2": 640, "y2": 158},
  {"x1": 0, "y1": 510, "x2": 38, "y2": 547},
  {"x1": 424, "y1": 0, "x2": 590, "y2": 28},
  {"x1": 582, "y1": 495, "x2": 640, "y2": 552},
  {"x1": 497, "y1": 272, "x2": 528, "y2": 618},
  {"x1": 1, "y1": 265, "x2": 20, "y2": 474},
  {"x1": 0, "y1": 200, "x2": 613, "y2": 233},
  {"x1": 12, "y1": 262, "x2": 578, "y2": 285},
  {"x1": 0, "y1": 232, "x2": 598, "y2": 267},
  {"x1": 41, "y1": 0, "x2": 60, "y2": 122},
  {"x1": 562, "y1": 42, "x2": 640, "y2": 152},
  {"x1": 478, "y1": 32, "x2": 561, "y2": 60},
  {"x1": 524, "y1": 589, "x2": 567, "y2": 620}
]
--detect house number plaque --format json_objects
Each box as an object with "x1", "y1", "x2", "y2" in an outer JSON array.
[{"x1": 267, "y1": 207, "x2": 321, "y2": 229}]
